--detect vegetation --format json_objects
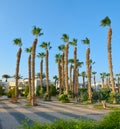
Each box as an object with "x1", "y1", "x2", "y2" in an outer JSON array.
[{"x1": 18, "y1": 110, "x2": 120, "y2": 129}]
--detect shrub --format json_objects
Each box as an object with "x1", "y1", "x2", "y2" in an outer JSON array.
[
  {"x1": 58, "y1": 94, "x2": 69, "y2": 103},
  {"x1": 43, "y1": 92, "x2": 51, "y2": 101},
  {"x1": 99, "y1": 110, "x2": 120, "y2": 129},
  {"x1": 24, "y1": 85, "x2": 29, "y2": 97},
  {"x1": 6, "y1": 88, "x2": 15, "y2": 98},
  {"x1": 18, "y1": 110, "x2": 120, "y2": 129},
  {"x1": 50, "y1": 84, "x2": 57, "y2": 96}
]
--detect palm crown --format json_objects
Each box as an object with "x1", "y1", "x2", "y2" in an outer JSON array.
[{"x1": 100, "y1": 16, "x2": 111, "y2": 27}]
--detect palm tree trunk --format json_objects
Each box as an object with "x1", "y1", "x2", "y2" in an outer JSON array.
[
  {"x1": 46, "y1": 50, "x2": 50, "y2": 99},
  {"x1": 31, "y1": 38, "x2": 37, "y2": 106},
  {"x1": 40, "y1": 59, "x2": 43, "y2": 94},
  {"x1": 65, "y1": 43, "x2": 69, "y2": 94},
  {"x1": 58, "y1": 60, "x2": 62, "y2": 94},
  {"x1": 101, "y1": 78, "x2": 104, "y2": 88},
  {"x1": 86, "y1": 48, "x2": 92, "y2": 103},
  {"x1": 62, "y1": 53, "x2": 65, "y2": 90},
  {"x1": 28, "y1": 54, "x2": 31, "y2": 103},
  {"x1": 70, "y1": 65, "x2": 73, "y2": 91},
  {"x1": 15, "y1": 47, "x2": 22, "y2": 101},
  {"x1": 107, "y1": 28, "x2": 116, "y2": 103},
  {"x1": 73, "y1": 47, "x2": 77, "y2": 95}
]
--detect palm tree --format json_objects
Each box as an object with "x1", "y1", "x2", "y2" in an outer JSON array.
[
  {"x1": 58, "y1": 44, "x2": 65, "y2": 91},
  {"x1": 92, "y1": 72, "x2": 97, "y2": 90},
  {"x1": 37, "y1": 52, "x2": 45, "y2": 95},
  {"x1": 69, "y1": 38, "x2": 77, "y2": 95},
  {"x1": 100, "y1": 72, "x2": 106, "y2": 88},
  {"x1": 106, "y1": 73, "x2": 110, "y2": 86},
  {"x1": 80, "y1": 71, "x2": 86, "y2": 88},
  {"x1": 13, "y1": 38, "x2": 22, "y2": 101},
  {"x1": 55, "y1": 53, "x2": 62, "y2": 94},
  {"x1": 31, "y1": 26, "x2": 43, "y2": 105},
  {"x1": 115, "y1": 73, "x2": 120, "y2": 93},
  {"x1": 40, "y1": 42, "x2": 52, "y2": 100},
  {"x1": 2, "y1": 74, "x2": 11, "y2": 82},
  {"x1": 61, "y1": 34, "x2": 69, "y2": 94},
  {"x1": 100, "y1": 16, "x2": 116, "y2": 103},
  {"x1": 81, "y1": 37, "x2": 92, "y2": 103},
  {"x1": 53, "y1": 75, "x2": 58, "y2": 87},
  {"x1": 25, "y1": 47, "x2": 32, "y2": 102},
  {"x1": 76, "y1": 61, "x2": 84, "y2": 94},
  {"x1": 68, "y1": 59, "x2": 74, "y2": 92}
]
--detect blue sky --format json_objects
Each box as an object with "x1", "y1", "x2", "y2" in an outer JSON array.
[{"x1": 0, "y1": 0, "x2": 120, "y2": 82}]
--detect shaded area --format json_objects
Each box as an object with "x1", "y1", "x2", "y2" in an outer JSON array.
[{"x1": 1, "y1": 102, "x2": 34, "y2": 126}]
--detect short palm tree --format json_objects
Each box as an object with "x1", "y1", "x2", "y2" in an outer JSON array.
[
  {"x1": 2, "y1": 74, "x2": 11, "y2": 82},
  {"x1": 25, "y1": 47, "x2": 32, "y2": 102},
  {"x1": 53, "y1": 75, "x2": 58, "y2": 87},
  {"x1": 55, "y1": 53, "x2": 62, "y2": 94},
  {"x1": 100, "y1": 72, "x2": 106, "y2": 88},
  {"x1": 92, "y1": 72, "x2": 97, "y2": 90},
  {"x1": 68, "y1": 59, "x2": 74, "y2": 92},
  {"x1": 40, "y1": 42, "x2": 52, "y2": 100},
  {"x1": 37, "y1": 52, "x2": 45, "y2": 95},
  {"x1": 115, "y1": 74, "x2": 120, "y2": 93},
  {"x1": 100, "y1": 16, "x2": 116, "y2": 103},
  {"x1": 80, "y1": 71, "x2": 86, "y2": 88},
  {"x1": 31, "y1": 26, "x2": 43, "y2": 105},
  {"x1": 81, "y1": 37, "x2": 92, "y2": 103},
  {"x1": 61, "y1": 34, "x2": 69, "y2": 94},
  {"x1": 13, "y1": 38, "x2": 22, "y2": 101}
]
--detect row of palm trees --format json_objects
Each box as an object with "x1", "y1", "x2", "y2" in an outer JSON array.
[{"x1": 1, "y1": 16, "x2": 118, "y2": 105}]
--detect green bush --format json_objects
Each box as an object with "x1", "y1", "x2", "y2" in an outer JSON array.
[
  {"x1": 24, "y1": 85, "x2": 29, "y2": 97},
  {"x1": 6, "y1": 88, "x2": 15, "y2": 98},
  {"x1": 99, "y1": 110, "x2": 120, "y2": 129},
  {"x1": 58, "y1": 94, "x2": 69, "y2": 103},
  {"x1": 99, "y1": 87, "x2": 110, "y2": 101},
  {"x1": 50, "y1": 84, "x2": 57, "y2": 96},
  {"x1": 43, "y1": 92, "x2": 51, "y2": 101},
  {"x1": 18, "y1": 110, "x2": 120, "y2": 129}
]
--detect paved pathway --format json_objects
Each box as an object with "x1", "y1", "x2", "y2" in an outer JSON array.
[{"x1": 0, "y1": 98, "x2": 110, "y2": 129}]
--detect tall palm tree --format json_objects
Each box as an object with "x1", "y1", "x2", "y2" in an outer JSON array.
[
  {"x1": 69, "y1": 38, "x2": 77, "y2": 95},
  {"x1": 31, "y1": 26, "x2": 43, "y2": 105},
  {"x1": 55, "y1": 53, "x2": 62, "y2": 94},
  {"x1": 40, "y1": 42, "x2": 52, "y2": 100},
  {"x1": 2, "y1": 74, "x2": 11, "y2": 82},
  {"x1": 61, "y1": 34, "x2": 69, "y2": 94},
  {"x1": 25, "y1": 47, "x2": 32, "y2": 102},
  {"x1": 58, "y1": 44, "x2": 65, "y2": 91},
  {"x1": 82, "y1": 37, "x2": 92, "y2": 103},
  {"x1": 100, "y1": 16, "x2": 116, "y2": 103},
  {"x1": 13, "y1": 38, "x2": 22, "y2": 101},
  {"x1": 37, "y1": 52, "x2": 45, "y2": 94}
]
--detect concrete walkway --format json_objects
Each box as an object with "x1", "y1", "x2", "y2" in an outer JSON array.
[{"x1": 0, "y1": 97, "x2": 114, "y2": 129}]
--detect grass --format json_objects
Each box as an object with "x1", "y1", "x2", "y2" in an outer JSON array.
[{"x1": 18, "y1": 110, "x2": 120, "y2": 129}]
